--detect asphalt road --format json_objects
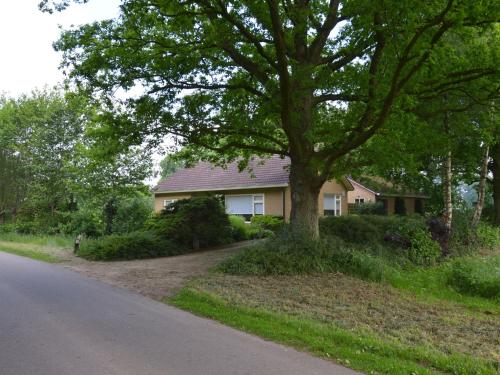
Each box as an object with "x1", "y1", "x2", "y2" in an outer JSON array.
[{"x1": 0, "y1": 252, "x2": 360, "y2": 375}]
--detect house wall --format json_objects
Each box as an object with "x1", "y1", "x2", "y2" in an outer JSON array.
[
  {"x1": 155, "y1": 180, "x2": 349, "y2": 222},
  {"x1": 284, "y1": 179, "x2": 349, "y2": 221},
  {"x1": 347, "y1": 184, "x2": 376, "y2": 204},
  {"x1": 154, "y1": 188, "x2": 285, "y2": 216}
]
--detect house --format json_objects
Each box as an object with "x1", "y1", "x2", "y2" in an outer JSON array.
[
  {"x1": 347, "y1": 176, "x2": 428, "y2": 215},
  {"x1": 153, "y1": 155, "x2": 354, "y2": 221}
]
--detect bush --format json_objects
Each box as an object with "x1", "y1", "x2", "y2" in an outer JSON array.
[
  {"x1": 60, "y1": 208, "x2": 103, "y2": 238},
  {"x1": 448, "y1": 256, "x2": 500, "y2": 299},
  {"x1": 407, "y1": 229, "x2": 441, "y2": 266},
  {"x1": 476, "y1": 223, "x2": 500, "y2": 249},
  {"x1": 229, "y1": 215, "x2": 250, "y2": 241},
  {"x1": 250, "y1": 215, "x2": 284, "y2": 232},
  {"x1": 330, "y1": 249, "x2": 393, "y2": 282},
  {"x1": 356, "y1": 201, "x2": 386, "y2": 215},
  {"x1": 0, "y1": 223, "x2": 16, "y2": 233},
  {"x1": 147, "y1": 196, "x2": 232, "y2": 249},
  {"x1": 449, "y1": 210, "x2": 481, "y2": 256},
  {"x1": 319, "y1": 215, "x2": 382, "y2": 244},
  {"x1": 219, "y1": 229, "x2": 340, "y2": 276},
  {"x1": 112, "y1": 196, "x2": 153, "y2": 234},
  {"x1": 77, "y1": 231, "x2": 181, "y2": 261},
  {"x1": 219, "y1": 228, "x2": 397, "y2": 282}
]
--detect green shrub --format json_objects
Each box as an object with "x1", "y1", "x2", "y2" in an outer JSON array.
[
  {"x1": 147, "y1": 196, "x2": 231, "y2": 249},
  {"x1": 250, "y1": 215, "x2": 284, "y2": 232},
  {"x1": 0, "y1": 223, "x2": 16, "y2": 233},
  {"x1": 219, "y1": 229, "x2": 340, "y2": 276},
  {"x1": 449, "y1": 210, "x2": 481, "y2": 256},
  {"x1": 319, "y1": 215, "x2": 382, "y2": 244},
  {"x1": 112, "y1": 196, "x2": 153, "y2": 234},
  {"x1": 229, "y1": 215, "x2": 250, "y2": 241},
  {"x1": 219, "y1": 228, "x2": 397, "y2": 281},
  {"x1": 476, "y1": 223, "x2": 500, "y2": 249},
  {"x1": 330, "y1": 249, "x2": 394, "y2": 282},
  {"x1": 448, "y1": 256, "x2": 500, "y2": 299},
  {"x1": 60, "y1": 208, "x2": 103, "y2": 237},
  {"x1": 77, "y1": 231, "x2": 181, "y2": 261},
  {"x1": 407, "y1": 229, "x2": 441, "y2": 266},
  {"x1": 356, "y1": 201, "x2": 386, "y2": 215}
]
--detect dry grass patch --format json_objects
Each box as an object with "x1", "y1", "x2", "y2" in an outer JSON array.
[{"x1": 193, "y1": 272, "x2": 500, "y2": 362}]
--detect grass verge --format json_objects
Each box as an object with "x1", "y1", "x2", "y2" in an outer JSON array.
[
  {"x1": 0, "y1": 243, "x2": 60, "y2": 263},
  {"x1": 0, "y1": 233, "x2": 72, "y2": 248},
  {"x1": 170, "y1": 288, "x2": 499, "y2": 375}
]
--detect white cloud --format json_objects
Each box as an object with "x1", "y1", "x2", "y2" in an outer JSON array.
[{"x1": 0, "y1": 0, "x2": 120, "y2": 96}]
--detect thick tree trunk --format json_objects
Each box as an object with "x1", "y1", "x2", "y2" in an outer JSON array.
[
  {"x1": 492, "y1": 143, "x2": 500, "y2": 226},
  {"x1": 471, "y1": 146, "x2": 489, "y2": 227},
  {"x1": 289, "y1": 160, "x2": 322, "y2": 238}
]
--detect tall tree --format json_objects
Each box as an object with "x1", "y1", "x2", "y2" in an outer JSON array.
[{"x1": 42, "y1": 0, "x2": 499, "y2": 236}]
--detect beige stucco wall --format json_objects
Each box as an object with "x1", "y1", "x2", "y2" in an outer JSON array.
[
  {"x1": 347, "y1": 184, "x2": 377, "y2": 204},
  {"x1": 283, "y1": 179, "x2": 349, "y2": 221},
  {"x1": 155, "y1": 180, "x2": 349, "y2": 222},
  {"x1": 154, "y1": 188, "x2": 286, "y2": 216}
]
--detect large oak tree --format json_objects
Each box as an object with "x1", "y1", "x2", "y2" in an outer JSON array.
[{"x1": 42, "y1": 0, "x2": 499, "y2": 236}]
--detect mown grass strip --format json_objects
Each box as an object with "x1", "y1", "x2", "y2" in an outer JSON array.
[
  {"x1": 169, "y1": 288, "x2": 498, "y2": 375},
  {"x1": 0, "y1": 244, "x2": 60, "y2": 263},
  {"x1": 0, "y1": 233, "x2": 73, "y2": 248}
]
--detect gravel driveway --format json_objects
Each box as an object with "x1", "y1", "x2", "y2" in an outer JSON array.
[{"x1": 63, "y1": 242, "x2": 251, "y2": 299}]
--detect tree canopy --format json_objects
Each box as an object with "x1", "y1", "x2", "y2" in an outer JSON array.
[{"x1": 42, "y1": 0, "x2": 499, "y2": 235}]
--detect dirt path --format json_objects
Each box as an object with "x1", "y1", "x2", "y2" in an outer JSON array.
[{"x1": 62, "y1": 242, "x2": 250, "y2": 299}]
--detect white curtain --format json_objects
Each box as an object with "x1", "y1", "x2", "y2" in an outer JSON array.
[{"x1": 225, "y1": 195, "x2": 253, "y2": 214}]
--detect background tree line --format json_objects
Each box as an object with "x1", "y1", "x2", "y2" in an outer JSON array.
[{"x1": 0, "y1": 89, "x2": 153, "y2": 236}]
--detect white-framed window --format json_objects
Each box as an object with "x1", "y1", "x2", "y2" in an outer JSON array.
[
  {"x1": 355, "y1": 197, "x2": 365, "y2": 205},
  {"x1": 225, "y1": 194, "x2": 265, "y2": 221},
  {"x1": 324, "y1": 194, "x2": 341, "y2": 216},
  {"x1": 163, "y1": 199, "x2": 177, "y2": 208}
]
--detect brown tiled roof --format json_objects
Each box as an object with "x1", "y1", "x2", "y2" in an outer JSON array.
[{"x1": 154, "y1": 155, "x2": 291, "y2": 193}]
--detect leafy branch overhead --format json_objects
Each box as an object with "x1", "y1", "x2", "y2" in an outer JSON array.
[
  {"x1": 45, "y1": 1, "x2": 497, "y2": 166},
  {"x1": 41, "y1": 0, "x2": 499, "y2": 234}
]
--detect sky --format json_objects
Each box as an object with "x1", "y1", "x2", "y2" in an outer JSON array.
[{"x1": 0, "y1": 0, "x2": 120, "y2": 97}]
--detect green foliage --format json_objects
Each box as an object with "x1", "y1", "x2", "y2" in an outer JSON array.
[
  {"x1": 448, "y1": 256, "x2": 500, "y2": 299},
  {"x1": 147, "y1": 196, "x2": 231, "y2": 249},
  {"x1": 61, "y1": 208, "x2": 103, "y2": 237},
  {"x1": 407, "y1": 229, "x2": 441, "y2": 266},
  {"x1": 219, "y1": 229, "x2": 341, "y2": 276},
  {"x1": 476, "y1": 223, "x2": 500, "y2": 249},
  {"x1": 355, "y1": 201, "x2": 386, "y2": 215},
  {"x1": 320, "y1": 215, "x2": 382, "y2": 244},
  {"x1": 112, "y1": 196, "x2": 153, "y2": 234},
  {"x1": 46, "y1": 0, "x2": 498, "y2": 240},
  {"x1": 449, "y1": 210, "x2": 481, "y2": 256},
  {"x1": 228, "y1": 215, "x2": 250, "y2": 241},
  {"x1": 330, "y1": 249, "x2": 393, "y2": 282},
  {"x1": 250, "y1": 215, "x2": 284, "y2": 232},
  {"x1": 77, "y1": 231, "x2": 180, "y2": 261}
]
